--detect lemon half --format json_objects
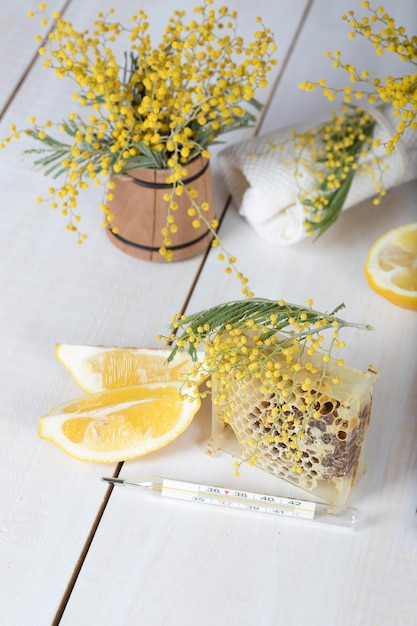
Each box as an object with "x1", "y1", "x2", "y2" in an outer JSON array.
[{"x1": 364, "y1": 222, "x2": 417, "y2": 310}]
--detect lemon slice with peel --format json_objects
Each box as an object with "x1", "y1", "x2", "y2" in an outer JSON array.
[
  {"x1": 364, "y1": 222, "x2": 417, "y2": 310},
  {"x1": 38, "y1": 382, "x2": 200, "y2": 462},
  {"x1": 56, "y1": 344, "x2": 205, "y2": 393}
]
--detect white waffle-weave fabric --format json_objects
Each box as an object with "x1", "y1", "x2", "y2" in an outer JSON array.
[{"x1": 218, "y1": 107, "x2": 417, "y2": 245}]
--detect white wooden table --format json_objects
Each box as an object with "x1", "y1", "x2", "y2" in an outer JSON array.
[{"x1": 1, "y1": 1, "x2": 416, "y2": 624}]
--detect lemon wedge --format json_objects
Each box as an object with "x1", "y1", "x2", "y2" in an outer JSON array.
[
  {"x1": 38, "y1": 382, "x2": 200, "y2": 462},
  {"x1": 55, "y1": 344, "x2": 205, "y2": 393}
]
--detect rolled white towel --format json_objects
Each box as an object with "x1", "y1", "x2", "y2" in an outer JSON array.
[{"x1": 218, "y1": 106, "x2": 417, "y2": 245}]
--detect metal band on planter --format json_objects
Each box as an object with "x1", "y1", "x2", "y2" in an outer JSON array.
[
  {"x1": 128, "y1": 159, "x2": 210, "y2": 189},
  {"x1": 108, "y1": 227, "x2": 212, "y2": 252}
]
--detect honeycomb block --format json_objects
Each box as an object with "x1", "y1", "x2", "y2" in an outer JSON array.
[{"x1": 210, "y1": 355, "x2": 379, "y2": 505}]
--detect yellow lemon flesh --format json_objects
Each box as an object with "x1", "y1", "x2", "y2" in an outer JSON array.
[
  {"x1": 55, "y1": 344, "x2": 205, "y2": 393},
  {"x1": 364, "y1": 222, "x2": 417, "y2": 310},
  {"x1": 38, "y1": 382, "x2": 200, "y2": 462}
]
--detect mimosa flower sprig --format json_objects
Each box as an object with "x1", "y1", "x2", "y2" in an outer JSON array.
[
  {"x1": 161, "y1": 297, "x2": 373, "y2": 400},
  {"x1": 256, "y1": 104, "x2": 384, "y2": 238},
  {"x1": 300, "y1": 1, "x2": 417, "y2": 155},
  {"x1": 160, "y1": 298, "x2": 373, "y2": 472},
  {"x1": 270, "y1": 1, "x2": 416, "y2": 238},
  {"x1": 292, "y1": 106, "x2": 383, "y2": 237},
  {"x1": 0, "y1": 1, "x2": 276, "y2": 287}
]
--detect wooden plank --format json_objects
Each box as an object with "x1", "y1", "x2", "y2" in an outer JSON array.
[
  {"x1": 58, "y1": 1, "x2": 417, "y2": 625},
  {"x1": 0, "y1": 0, "x2": 69, "y2": 115},
  {"x1": 0, "y1": 0, "x2": 292, "y2": 623}
]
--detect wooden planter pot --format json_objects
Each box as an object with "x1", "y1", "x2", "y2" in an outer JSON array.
[{"x1": 106, "y1": 156, "x2": 215, "y2": 262}]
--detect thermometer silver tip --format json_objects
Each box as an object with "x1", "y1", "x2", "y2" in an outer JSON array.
[{"x1": 101, "y1": 477, "x2": 123, "y2": 485}]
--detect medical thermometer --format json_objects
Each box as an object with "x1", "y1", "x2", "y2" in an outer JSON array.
[{"x1": 102, "y1": 476, "x2": 358, "y2": 529}]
